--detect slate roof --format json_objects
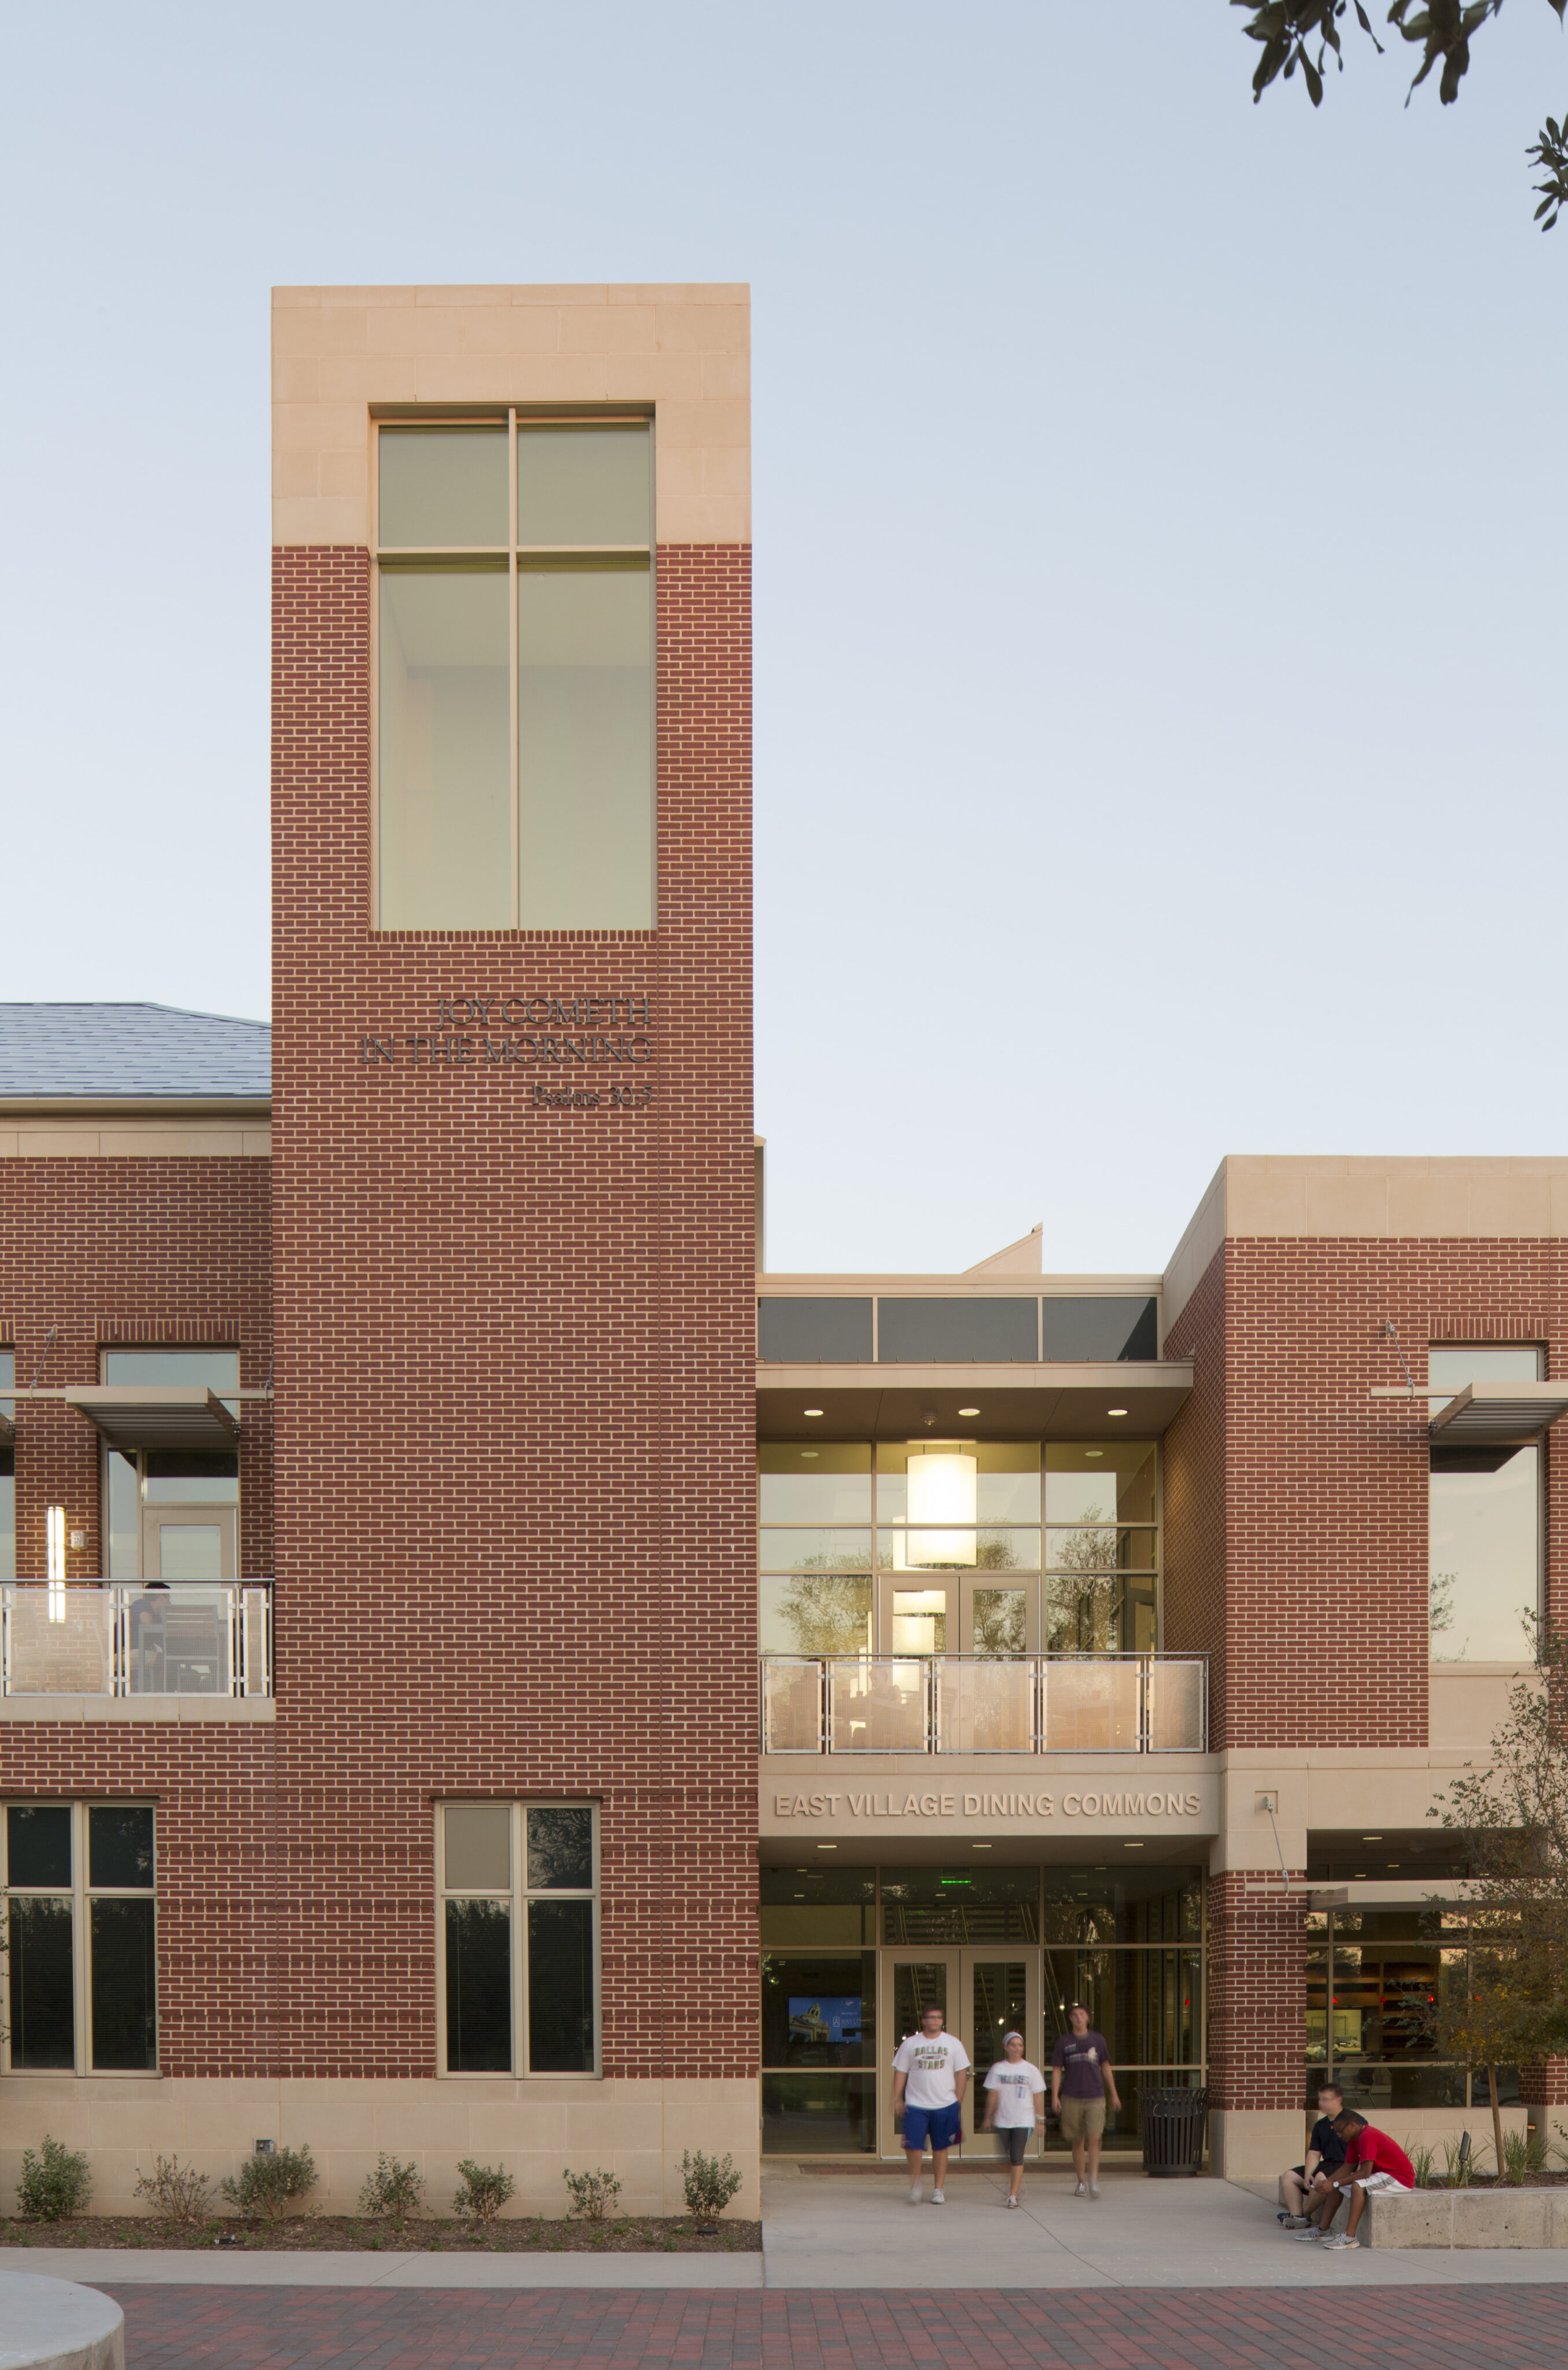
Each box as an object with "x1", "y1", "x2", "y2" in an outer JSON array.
[{"x1": 0, "y1": 1004, "x2": 271, "y2": 1102}]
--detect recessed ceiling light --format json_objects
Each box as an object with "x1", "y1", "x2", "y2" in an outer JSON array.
[
  {"x1": 1085, "y1": 1448, "x2": 1104, "y2": 1458},
  {"x1": 1124, "y1": 1841, "x2": 1144, "y2": 1848},
  {"x1": 804, "y1": 1408, "x2": 824, "y2": 1418},
  {"x1": 1107, "y1": 1408, "x2": 1128, "y2": 1418},
  {"x1": 816, "y1": 1842, "x2": 837, "y2": 1850},
  {"x1": 1362, "y1": 1835, "x2": 1382, "y2": 1842},
  {"x1": 958, "y1": 1407, "x2": 980, "y2": 1418},
  {"x1": 972, "y1": 1842, "x2": 992, "y2": 1849},
  {"x1": 800, "y1": 1450, "x2": 819, "y2": 1459}
]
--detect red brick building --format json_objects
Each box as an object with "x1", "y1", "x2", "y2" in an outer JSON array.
[{"x1": 1, "y1": 288, "x2": 1562, "y2": 2204}]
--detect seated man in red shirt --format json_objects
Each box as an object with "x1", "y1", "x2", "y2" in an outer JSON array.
[{"x1": 1295, "y1": 2109, "x2": 1415, "y2": 2249}]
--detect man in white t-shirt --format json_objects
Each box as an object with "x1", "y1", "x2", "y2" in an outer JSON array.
[
  {"x1": 890, "y1": 2003, "x2": 971, "y2": 2204},
  {"x1": 980, "y1": 2030, "x2": 1047, "y2": 2208}
]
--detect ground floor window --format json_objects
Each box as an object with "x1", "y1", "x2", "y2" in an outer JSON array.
[
  {"x1": 760, "y1": 1863, "x2": 1204, "y2": 2155},
  {"x1": 1, "y1": 1802, "x2": 156, "y2": 2074},
  {"x1": 437, "y1": 1801, "x2": 599, "y2": 2077},
  {"x1": 1305, "y1": 1907, "x2": 1517, "y2": 2111}
]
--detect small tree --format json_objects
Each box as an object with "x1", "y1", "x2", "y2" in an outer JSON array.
[
  {"x1": 562, "y1": 2166, "x2": 621, "y2": 2221},
  {"x1": 1426, "y1": 1616, "x2": 1568, "y2": 2170}
]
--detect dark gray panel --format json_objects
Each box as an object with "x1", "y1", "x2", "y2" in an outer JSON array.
[
  {"x1": 1040, "y1": 1297, "x2": 1159, "y2": 1363},
  {"x1": 758, "y1": 1298, "x2": 874, "y2": 1364},
  {"x1": 876, "y1": 1299, "x2": 1039, "y2": 1363}
]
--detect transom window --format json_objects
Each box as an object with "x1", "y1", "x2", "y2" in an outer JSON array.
[
  {"x1": 2, "y1": 1803, "x2": 157, "y2": 2074},
  {"x1": 376, "y1": 420, "x2": 655, "y2": 933},
  {"x1": 437, "y1": 1802, "x2": 599, "y2": 2077}
]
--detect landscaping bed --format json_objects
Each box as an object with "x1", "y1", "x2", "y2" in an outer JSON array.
[{"x1": 0, "y1": 2214, "x2": 762, "y2": 2254}]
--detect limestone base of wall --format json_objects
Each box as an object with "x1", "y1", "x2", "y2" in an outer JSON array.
[
  {"x1": 1365, "y1": 2185, "x2": 1568, "y2": 2248},
  {"x1": 0, "y1": 2076, "x2": 760, "y2": 2221}
]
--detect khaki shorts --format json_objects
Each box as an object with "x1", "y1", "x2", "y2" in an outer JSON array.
[{"x1": 1058, "y1": 2096, "x2": 1106, "y2": 2140}]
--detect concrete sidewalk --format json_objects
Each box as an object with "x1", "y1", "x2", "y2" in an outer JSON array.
[{"x1": 8, "y1": 2167, "x2": 1568, "y2": 2288}]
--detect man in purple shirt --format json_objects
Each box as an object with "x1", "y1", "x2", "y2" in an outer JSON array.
[{"x1": 1050, "y1": 2002, "x2": 1121, "y2": 2198}]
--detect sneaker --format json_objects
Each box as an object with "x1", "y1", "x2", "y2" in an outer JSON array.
[
  {"x1": 1322, "y1": 2232, "x2": 1359, "y2": 2249},
  {"x1": 1291, "y1": 2228, "x2": 1323, "y2": 2242},
  {"x1": 1089, "y1": 2183, "x2": 1100, "y2": 2198},
  {"x1": 930, "y1": 2189, "x2": 945, "y2": 2205},
  {"x1": 1005, "y1": 2195, "x2": 1019, "y2": 2210},
  {"x1": 1074, "y1": 2180, "x2": 1087, "y2": 2197},
  {"x1": 909, "y1": 2188, "x2": 923, "y2": 2205}
]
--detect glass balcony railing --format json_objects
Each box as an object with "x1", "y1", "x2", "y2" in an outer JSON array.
[
  {"x1": 1, "y1": 1583, "x2": 273, "y2": 1699},
  {"x1": 760, "y1": 1654, "x2": 1206, "y2": 1755}
]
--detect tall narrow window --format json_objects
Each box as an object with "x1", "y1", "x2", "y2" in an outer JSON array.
[
  {"x1": 437, "y1": 1801, "x2": 599, "y2": 2075},
  {"x1": 1429, "y1": 1345, "x2": 1543, "y2": 1663},
  {"x1": 377, "y1": 420, "x2": 654, "y2": 931},
  {"x1": 0, "y1": 1349, "x2": 14, "y2": 1582},
  {"x1": 2, "y1": 1802, "x2": 156, "y2": 2074}
]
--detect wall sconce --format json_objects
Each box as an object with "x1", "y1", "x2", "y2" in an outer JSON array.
[{"x1": 46, "y1": 1505, "x2": 67, "y2": 1622}]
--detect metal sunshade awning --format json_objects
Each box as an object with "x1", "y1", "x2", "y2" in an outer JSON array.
[
  {"x1": 1428, "y1": 1381, "x2": 1568, "y2": 1448},
  {"x1": 63, "y1": 1385, "x2": 240, "y2": 1453}
]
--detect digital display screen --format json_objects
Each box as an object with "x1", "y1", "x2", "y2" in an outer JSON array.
[{"x1": 789, "y1": 1996, "x2": 863, "y2": 2045}]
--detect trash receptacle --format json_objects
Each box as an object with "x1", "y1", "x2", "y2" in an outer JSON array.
[{"x1": 1138, "y1": 2085, "x2": 1208, "y2": 2177}]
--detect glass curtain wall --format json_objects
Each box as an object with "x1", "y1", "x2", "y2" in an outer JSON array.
[
  {"x1": 759, "y1": 1441, "x2": 1159, "y2": 1658},
  {"x1": 1305, "y1": 1907, "x2": 1517, "y2": 2111},
  {"x1": 760, "y1": 1864, "x2": 1203, "y2": 2155}
]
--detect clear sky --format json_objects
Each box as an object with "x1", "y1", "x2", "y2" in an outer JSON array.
[{"x1": 1, "y1": 3, "x2": 1563, "y2": 1276}]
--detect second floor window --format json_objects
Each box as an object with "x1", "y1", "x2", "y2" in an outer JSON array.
[
  {"x1": 376, "y1": 421, "x2": 654, "y2": 933},
  {"x1": 1429, "y1": 1344, "x2": 1542, "y2": 1664}
]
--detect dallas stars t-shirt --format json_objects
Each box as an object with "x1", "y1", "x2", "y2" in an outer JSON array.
[{"x1": 891, "y1": 2031, "x2": 971, "y2": 2109}]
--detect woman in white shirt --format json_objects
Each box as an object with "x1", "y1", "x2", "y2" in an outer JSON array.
[{"x1": 980, "y1": 2030, "x2": 1047, "y2": 2207}]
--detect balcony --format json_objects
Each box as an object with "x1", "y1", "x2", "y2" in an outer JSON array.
[
  {"x1": 1, "y1": 1584, "x2": 273, "y2": 1699},
  {"x1": 760, "y1": 1654, "x2": 1206, "y2": 1756}
]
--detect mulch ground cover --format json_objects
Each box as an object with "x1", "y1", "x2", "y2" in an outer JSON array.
[{"x1": 0, "y1": 2213, "x2": 761, "y2": 2253}]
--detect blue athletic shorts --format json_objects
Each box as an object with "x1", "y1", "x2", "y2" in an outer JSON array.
[{"x1": 903, "y1": 2103, "x2": 962, "y2": 2154}]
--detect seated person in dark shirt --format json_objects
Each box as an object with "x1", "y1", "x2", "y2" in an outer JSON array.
[{"x1": 1278, "y1": 2081, "x2": 1346, "y2": 2227}]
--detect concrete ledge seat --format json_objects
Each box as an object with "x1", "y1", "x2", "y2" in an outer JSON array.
[
  {"x1": 0, "y1": 2271, "x2": 124, "y2": 2370},
  {"x1": 1365, "y1": 2186, "x2": 1568, "y2": 2250}
]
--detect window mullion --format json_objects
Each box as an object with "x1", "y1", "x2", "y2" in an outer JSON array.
[
  {"x1": 75, "y1": 1802, "x2": 89, "y2": 2075},
  {"x1": 508, "y1": 408, "x2": 519, "y2": 928},
  {"x1": 514, "y1": 1802, "x2": 527, "y2": 2077}
]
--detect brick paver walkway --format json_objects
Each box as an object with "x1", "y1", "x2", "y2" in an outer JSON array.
[{"x1": 106, "y1": 2284, "x2": 1568, "y2": 2368}]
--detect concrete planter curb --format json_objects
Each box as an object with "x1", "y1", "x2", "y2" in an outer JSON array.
[{"x1": 1365, "y1": 2186, "x2": 1568, "y2": 2250}]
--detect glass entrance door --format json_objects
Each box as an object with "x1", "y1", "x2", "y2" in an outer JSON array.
[
  {"x1": 881, "y1": 1952, "x2": 1040, "y2": 2156},
  {"x1": 877, "y1": 1577, "x2": 1038, "y2": 1657}
]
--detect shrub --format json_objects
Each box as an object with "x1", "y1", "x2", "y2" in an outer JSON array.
[
  {"x1": 680, "y1": 2148, "x2": 743, "y2": 2225},
  {"x1": 219, "y1": 2144, "x2": 316, "y2": 2224},
  {"x1": 17, "y1": 2137, "x2": 92, "y2": 2222},
  {"x1": 1406, "y1": 2141, "x2": 1436, "y2": 2189},
  {"x1": 358, "y1": 2152, "x2": 424, "y2": 2225},
  {"x1": 454, "y1": 2159, "x2": 516, "y2": 2224},
  {"x1": 132, "y1": 2154, "x2": 212, "y2": 2226},
  {"x1": 562, "y1": 2166, "x2": 621, "y2": 2221}
]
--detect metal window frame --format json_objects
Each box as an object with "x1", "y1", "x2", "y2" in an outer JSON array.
[
  {"x1": 0, "y1": 1799, "x2": 159, "y2": 2078},
  {"x1": 370, "y1": 413, "x2": 657, "y2": 934},
  {"x1": 435, "y1": 1799, "x2": 602, "y2": 2081}
]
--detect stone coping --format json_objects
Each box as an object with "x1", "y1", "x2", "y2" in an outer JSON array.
[
  {"x1": 1365, "y1": 2185, "x2": 1568, "y2": 2249},
  {"x1": 0, "y1": 2270, "x2": 123, "y2": 2369}
]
